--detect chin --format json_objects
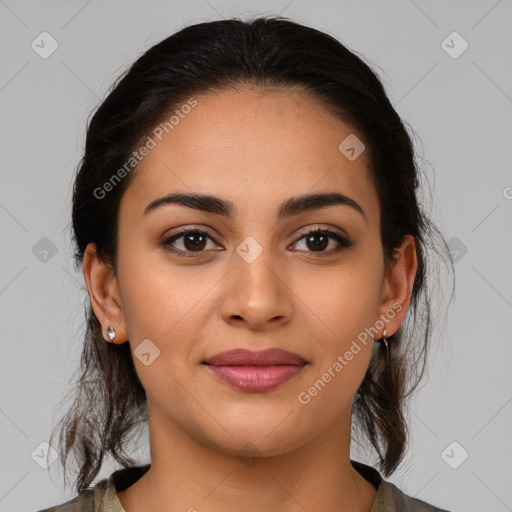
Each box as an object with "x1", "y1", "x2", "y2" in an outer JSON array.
[{"x1": 197, "y1": 420, "x2": 310, "y2": 460}]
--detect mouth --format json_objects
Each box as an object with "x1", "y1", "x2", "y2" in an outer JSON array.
[{"x1": 202, "y1": 348, "x2": 308, "y2": 392}]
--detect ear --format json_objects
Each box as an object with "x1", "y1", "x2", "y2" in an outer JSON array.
[
  {"x1": 82, "y1": 242, "x2": 128, "y2": 344},
  {"x1": 377, "y1": 234, "x2": 418, "y2": 337}
]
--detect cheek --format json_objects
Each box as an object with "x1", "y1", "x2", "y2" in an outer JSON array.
[
  {"x1": 294, "y1": 262, "x2": 383, "y2": 352},
  {"x1": 117, "y1": 247, "x2": 219, "y2": 343},
  {"x1": 295, "y1": 279, "x2": 377, "y2": 413}
]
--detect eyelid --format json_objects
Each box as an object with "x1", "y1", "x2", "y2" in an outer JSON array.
[
  {"x1": 167, "y1": 225, "x2": 216, "y2": 236},
  {"x1": 163, "y1": 225, "x2": 222, "y2": 243},
  {"x1": 294, "y1": 224, "x2": 349, "y2": 241}
]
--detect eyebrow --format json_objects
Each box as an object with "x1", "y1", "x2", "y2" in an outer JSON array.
[{"x1": 143, "y1": 192, "x2": 366, "y2": 222}]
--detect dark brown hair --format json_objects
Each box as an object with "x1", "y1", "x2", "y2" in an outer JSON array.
[{"x1": 48, "y1": 15, "x2": 455, "y2": 493}]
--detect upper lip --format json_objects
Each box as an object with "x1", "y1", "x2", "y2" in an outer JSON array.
[{"x1": 203, "y1": 348, "x2": 307, "y2": 366}]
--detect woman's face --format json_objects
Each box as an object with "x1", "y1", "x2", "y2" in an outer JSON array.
[{"x1": 103, "y1": 86, "x2": 413, "y2": 457}]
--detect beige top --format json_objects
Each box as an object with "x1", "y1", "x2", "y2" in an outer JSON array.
[{"x1": 36, "y1": 460, "x2": 451, "y2": 511}]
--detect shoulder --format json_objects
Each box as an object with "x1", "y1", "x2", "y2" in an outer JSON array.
[
  {"x1": 375, "y1": 479, "x2": 452, "y2": 512},
  {"x1": 34, "y1": 479, "x2": 109, "y2": 512},
  {"x1": 34, "y1": 489, "x2": 95, "y2": 511},
  {"x1": 350, "y1": 459, "x2": 451, "y2": 512},
  {"x1": 34, "y1": 464, "x2": 150, "y2": 512}
]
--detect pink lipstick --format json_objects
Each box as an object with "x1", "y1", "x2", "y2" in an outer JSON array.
[{"x1": 202, "y1": 348, "x2": 307, "y2": 392}]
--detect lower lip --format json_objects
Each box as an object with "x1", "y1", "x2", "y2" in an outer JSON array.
[{"x1": 204, "y1": 364, "x2": 306, "y2": 392}]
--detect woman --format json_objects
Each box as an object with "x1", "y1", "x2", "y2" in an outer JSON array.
[{"x1": 38, "y1": 16, "x2": 454, "y2": 512}]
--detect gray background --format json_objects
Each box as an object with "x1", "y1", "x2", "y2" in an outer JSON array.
[{"x1": 1, "y1": 1, "x2": 511, "y2": 511}]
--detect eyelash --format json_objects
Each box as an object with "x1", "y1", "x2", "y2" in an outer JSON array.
[{"x1": 161, "y1": 227, "x2": 353, "y2": 258}]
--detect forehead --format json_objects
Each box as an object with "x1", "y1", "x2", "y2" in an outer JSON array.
[{"x1": 120, "y1": 87, "x2": 379, "y2": 224}]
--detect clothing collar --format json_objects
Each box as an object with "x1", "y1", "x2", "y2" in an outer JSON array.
[
  {"x1": 107, "y1": 459, "x2": 382, "y2": 492},
  {"x1": 99, "y1": 459, "x2": 387, "y2": 511}
]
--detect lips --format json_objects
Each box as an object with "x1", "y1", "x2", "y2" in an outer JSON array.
[
  {"x1": 203, "y1": 348, "x2": 307, "y2": 366},
  {"x1": 202, "y1": 348, "x2": 308, "y2": 392}
]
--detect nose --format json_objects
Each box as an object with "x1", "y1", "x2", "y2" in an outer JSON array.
[{"x1": 220, "y1": 248, "x2": 293, "y2": 331}]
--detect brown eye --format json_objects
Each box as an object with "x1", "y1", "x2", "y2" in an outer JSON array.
[
  {"x1": 291, "y1": 228, "x2": 353, "y2": 254},
  {"x1": 162, "y1": 229, "x2": 220, "y2": 257},
  {"x1": 305, "y1": 232, "x2": 329, "y2": 251},
  {"x1": 182, "y1": 232, "x2": 207, "y2": 251}
]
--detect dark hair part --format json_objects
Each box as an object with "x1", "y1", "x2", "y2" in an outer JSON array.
[{"x1": 49, "y1": 16, "x2": 455, "y2": 493}]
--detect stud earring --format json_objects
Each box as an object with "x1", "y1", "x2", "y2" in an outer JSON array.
[{"x1": 106, "y1": 326, "x2": 116, "y2": 342}]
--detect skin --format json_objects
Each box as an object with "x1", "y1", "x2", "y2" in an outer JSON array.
[{"x1": 83, "y1": 85, "x2": 417, "y2": 512}]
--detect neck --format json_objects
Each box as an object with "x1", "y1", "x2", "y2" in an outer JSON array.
[{"x1": 116, "y1": 401, "x2": 377, "y2": 512}]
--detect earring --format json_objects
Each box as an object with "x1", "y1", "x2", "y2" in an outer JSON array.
[
  {"x1": 106, "y1": 326, "x2": 116, "y2": 342},
  {"x1": 382, "y1": 329, "x2": 388, "y2": 350}
]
